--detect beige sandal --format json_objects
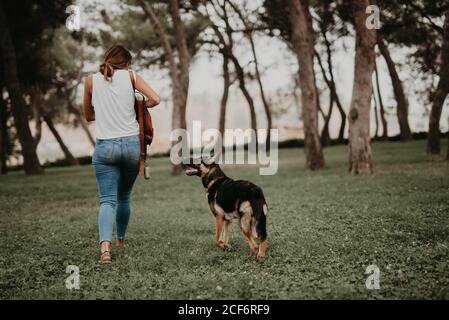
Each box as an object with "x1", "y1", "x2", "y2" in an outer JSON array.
[{"x1": 100, "y1": 250, "x2": 112, "y2": 264}]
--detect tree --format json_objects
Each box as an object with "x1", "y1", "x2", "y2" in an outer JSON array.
[
  {"x1": 427, "y1": 9, "x2": 449, "y2": 155},
  {"x1": 313, "y1": 1, "x2": 347, "y2": 144},
  {"x1": 447, "y1": 134, "x2": 449, "y2": 160},
  {"x1": 0, "y1": 94, "x2": 8, "y2": 174},
  {"x1": 43, "y1": 114, "x2": 78, "y2": 165},
  {"x1": 376, "y1": 0, "x2": 448, "y2": 77},
  {"x1": 287, "y1": 0, "x2": 324, "y2": 170},
  {"x1": 0, "y1": 0, "x2": 71, "y2": 174},
  {"x1": 228, "y1": 0, "x2": 273, "y2": 147},
  {"x1": 373, "y1": 1, "x2": 449, "y2": 146},
  {"x1": 205, "y1": 0, "x2": 259, "y2": 147},
  {"x1": 29, "y1": 87, "x2": 79, "y2": 166},
  {"x1": 37, "y1": 27, "x2": 100, "y2": 164},
  {"x1": 138, "y1": 0, "x2": 191, "y2": 174},
  {"x1": 315, "y1": 48, "x2": 345, "y2": 145},
  {"x1": 218, "y1": 55, "x2": 230, "y2": 138},
  {"x1": 377, "y1": 36, "x2": 412, "y2": 141},
  {"x1": 0, "y1": 3, "x2": 43, "y2": 174},
  {"x1": 348, "y1": 0, "x2": 376, "y2": 174},
  {"x1": 51, "y1": 28, "x2": 97, "y2": 148},
  {"x1": 372, "y1": 91, "x2": 379, "y2": 139},
  {"x1": 374, "y1": 59, "x2": 388, "y2": 140}
]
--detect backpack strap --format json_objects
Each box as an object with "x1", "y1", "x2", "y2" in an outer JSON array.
[
  {"x1": 129, "y1": 70, "x2": 136, "y2": 90},
  {"x1": 129, "y1": 70, "x2": 146, "y2": 101},
  {"x1": 129, "y1": 69, "x2": 145, "y2": 177}
]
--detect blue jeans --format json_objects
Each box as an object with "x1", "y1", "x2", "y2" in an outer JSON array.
[{"x1": 92, "y1": 134, "x2": 140, "y2": 243}]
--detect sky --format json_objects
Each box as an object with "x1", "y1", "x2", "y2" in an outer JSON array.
[{"x1": 33, "y1": 0, "x2": 449, "y2": 163}]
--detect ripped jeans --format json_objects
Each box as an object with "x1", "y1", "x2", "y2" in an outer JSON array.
[{"x1": 92, "y1": 134, "x2": 140, "y2": 243}]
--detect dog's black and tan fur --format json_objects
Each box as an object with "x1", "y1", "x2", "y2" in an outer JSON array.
[{"x1": 184, "y1": 161, "x2": 267, "y2": 260}]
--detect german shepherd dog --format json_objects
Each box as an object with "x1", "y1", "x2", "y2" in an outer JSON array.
[{"x1": 183, "y1": 160, "x2": 267, "y2": 260}]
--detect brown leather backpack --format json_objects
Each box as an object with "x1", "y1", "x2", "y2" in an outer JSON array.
[{"x1": 129, "y1": 71, "x2": 154, "y2": 178}]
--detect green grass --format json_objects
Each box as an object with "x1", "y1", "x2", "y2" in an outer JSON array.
[{"x1": 1, "y1": 140, "x2": 448, "y2": 299}]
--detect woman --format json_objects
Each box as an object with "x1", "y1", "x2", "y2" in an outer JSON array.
[{"x1": 83, "y1": 45, "x2": 160, "y2": 264}]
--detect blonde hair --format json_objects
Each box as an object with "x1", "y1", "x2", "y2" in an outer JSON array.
[{"x1": 99, "y1": 45, "x2": 132, "y2": 81}]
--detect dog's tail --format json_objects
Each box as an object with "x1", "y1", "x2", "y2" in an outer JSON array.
[{"x1": 251, "y1": 197, "x2": 267, "y2": 241}]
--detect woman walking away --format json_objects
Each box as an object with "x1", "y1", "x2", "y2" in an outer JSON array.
[{"x1": 83, "y1": 45, "x2": 160, "y2": 264}]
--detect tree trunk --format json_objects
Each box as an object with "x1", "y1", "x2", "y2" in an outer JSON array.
[
  {"x1": 427, "y1": 10, "x2": 449, "y2": 155},
  {"x1": 216, "y1": 2, "x2": 258, "y2": 147},
  {"x1": 168, "y1": 0, "x2": 189, "y2": 134},
  {"x1": 288, "y1": 0, "x2": 324, "y2": 170},
  {"x1": 315, "y1": 51, "x2": 336, "y2": 146},
  {"x1": 79, "y1": 115, "x2": 96, "y2": 147},
  {"x1": 249, "y1": 35, "x2": 272, "y2": 147},
  {"x1": 169, "y1": 0, "x2": 190, "y2": 174},
  {"x1": 209, "y1": 14, "x2": 258, "y2": 147},
  {"x1": 231, "y1": 54, "x2": 258, "y2": 141},
  {"x1": 378, "y1": 37, "x2": 412, "y2": 142},
  {"x1": 372, "y1": 92, "x2": 379, "y2": 139},
  {"x1": 374, "y1": 60, "x2": 388, "y2": 140},
  {"x1": 321, "y1": 94, "x2": 334, "y2": 146},
  {"x1": 0, "y1": 4, "x2": 43, "y2": 175},
  {"x1": 43, "y1": 115, "x2": 79, "y2": 166},
  {"x1": 348, "y1": 0, "x2": 376, "y2": 175},
  {"x1": 0, "y1": 95, "x2": 7, "y2": 174},
  {"x1": 335, "y1": 96, "x2": 346, "y2": 143},
  {"x1": 219, "y1": 55, "x2": 230, "y2": 140},
  {"x1": 319, "y1": 27, "x2": 346, "y2": 143},
  {"x1": 228, "y1": 1, "x2": 272, "y2": 147},
  {"x1": 447, "y1": 133, "x2": 449, "y2": 160},
  {"x1": 30, "y1": 88, "x2": 43, "y2": 145},
  {"x1": 139, "y1": 0, "x2": 189, "y2": 174},
  {"x1": 428, "y1": 89, "x2": 449, "y2": 154},
  {"x1": 68, "y1": 104, "x2": 96, "y2": 147},
  {"x1": 34, "y1": 114, "x2": 43, "y2": 145}
]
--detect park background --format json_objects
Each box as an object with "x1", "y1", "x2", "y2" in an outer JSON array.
[
  {"x1": 1, "y1": 0, "x2": 449, "y2": 167},
  {"x1": 0, "y1": 0, "x2": 449, "y2": 299}
]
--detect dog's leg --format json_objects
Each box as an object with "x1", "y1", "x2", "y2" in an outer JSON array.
[
  {"x1": 241, "y1": 229, "x2": 258, "y2": 256},
  {"x1": 219, "y1": 224, "x2": 226, "y2": 243},
  {"x1": 215, "y1": 214, "x2": 225, "y2": 250},
  {"x1": 239, "y1": 215, "x2": 258, "y2": 256},
  {"x1": 223, "y1": 220, "x2": 232, "y2": 249},
  {"x1": 257, "y1": 240, "x2": 267, "y2": 260}
]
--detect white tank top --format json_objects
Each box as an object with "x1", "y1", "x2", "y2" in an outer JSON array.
[{"x1": 92, "y1": 69, "x2": 139, "y2": 139}]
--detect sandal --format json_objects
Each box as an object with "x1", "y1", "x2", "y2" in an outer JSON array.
[
  {"x1": 116, "y1": 238, "x2": 125, "y2": 248},
  {"x1": 100, "y1": 250, "x2": 112, "y2": 264}
]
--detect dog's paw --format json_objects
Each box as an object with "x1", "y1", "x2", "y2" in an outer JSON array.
[
  {"x1": 256, "y1": 254, "x2": 267, "y2": 262},
  {"x1": 216, "y1": 240, "x2": 226, "y2": 250}
]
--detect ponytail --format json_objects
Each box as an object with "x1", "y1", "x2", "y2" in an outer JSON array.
[
  {"x1": 99, "y1": 45, "x2": 132, "y2": 82},
  {"x1": 99, "y1": 61, "x2": 115, "y2": 82}
]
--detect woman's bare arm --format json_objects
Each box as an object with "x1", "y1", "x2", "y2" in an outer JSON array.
[
  {"x1": 83, "y1": 75, "x2": 95, "y2": 122},
  {"x1": 135, "y1": 74, "x2": 161, "y2": 108}
]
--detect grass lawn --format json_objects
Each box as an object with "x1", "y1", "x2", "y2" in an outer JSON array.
[{"x1": 0, "y1": 140, "x2": 448, "y2": 299}]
